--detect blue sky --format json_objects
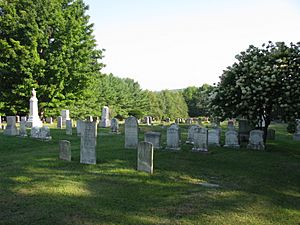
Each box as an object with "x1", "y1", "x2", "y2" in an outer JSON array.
[{"x1": 84, "y1": 0, "x2": 300, "y2": 91}]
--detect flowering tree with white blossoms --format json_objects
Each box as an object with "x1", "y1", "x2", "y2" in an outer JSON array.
[{"x1": 211, "y1": 41, "x2": 300, "y2": 142}]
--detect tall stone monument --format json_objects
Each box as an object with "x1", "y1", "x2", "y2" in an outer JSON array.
[
  {"x1": 27, "y1": 88, "x2": 42, "y2": 128},
  {"x1": 100, "y1": 106, "x2": 110, "y2": 128}
]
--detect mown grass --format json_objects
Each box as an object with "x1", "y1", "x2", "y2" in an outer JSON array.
[{"x1": 0, "y1": 123, "x2": 299, "y2": 225}]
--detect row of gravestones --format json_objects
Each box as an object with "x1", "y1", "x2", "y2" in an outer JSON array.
[
  {"x1": 124, "y1": 116, "x2": 267, "y2": 151},
  {"x1": 2, "y1": 116, "x2": 52, "y2": 140}
]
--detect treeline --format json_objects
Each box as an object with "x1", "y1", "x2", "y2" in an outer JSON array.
[{"x1": 0, "y1": 0, "x2": 213, "y2": 120}]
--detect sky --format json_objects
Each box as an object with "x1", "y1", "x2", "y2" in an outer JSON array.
[{"x1": 83, "y1": 0, "x2": 300, "y2": 91}]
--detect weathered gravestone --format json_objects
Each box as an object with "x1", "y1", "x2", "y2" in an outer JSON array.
[
  {"x1": 186, "y1": 118, "x2": 193, "y2": 125},
  {"x1": 293, "y1": 121, "x2": 300, "y2": 141},
  {"x1": 66, "y1": 120, "x2": 72, "y2": 135},
  {"x1": 192, "y1": 128, "x2": 208, "y2": 152},
  {"x1": 59, "y1": 140, "x2": 71, "y2": 161},
  {"x1": 224, "y1": 130, "x2": 240, "y2": 148},
  {"x1": 144, "y1": 116, "x2": 151, "y2": 125},
  {"x1": 110, "y1": 118, "x2": 119, "y2": 133},
  {"x1": 57, "y1": 116, "x2": 63, "y2": 129},
  {"x1": 125, "y1": 116, "x2": 139, "y2": 149},
  {"x1": 208, "y1": 129, "x2": 220, "y2": 146},
  {"x1": 61, "y1": 109, "x2": 70, "y2": 126},
  {"x1": 76, "y1": 120, "x2": 82, "y2": 136},
  {"x1": 247, "y1": 130, "x2": 265, "y2": 150},
  {"x1": 19, "y1": 120, "x2": 27, "y2": 137},
  {"x1": 137, "y1": 141, "x2": 154, "y2": 174},
  {"x1": 144, "y1": 132, "x2": 161, "y2": 149},
  {"x1": 80, "y1": 121, "x2": 97, "y2": 164},
  {"x1": 4, "y1": 116, "x2": 19, "y2": 136},
  {"x1": 16, "y1": 115, "x2": 20, "y2": 123},
  {"x1": 100, "y1": 106, "x2": 110, "y2": 127},
  {"x1": 31, "y1": 126, "x2": 52, "y2": 140},
  {"x1": 186, "y1": 125, "x2": 200, "y2": 144},
  {"x1": 166, "y1": 125, "x2": 180, "y2": 150}
]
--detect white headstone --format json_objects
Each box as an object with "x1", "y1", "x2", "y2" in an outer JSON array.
[
  {"x1": 59, "y1": 140, "x2": 71, "y2": 161},
  {"x1": 66, "y1": 120, "x2": 72, "y2": 135},
  {"x1": 166, "y1": 125, "x2": 180, "y2": 150},
  {"x1": 76, "y1": 120, "x2": 82, "y2": 136},
  {"x1": 125, "y1": 116, "x2": 139, "y2": 149},
  {"x1": 137, "y1": 141, "x2": 153, "y2": 174},
  {"x1": 100, "y1": 106, "x2": 110, "y2": 127},
  {"x1": 144, "y1": 132, "x2": 161, "y2": 149},
  {"x1": 247, "y1": 130, "x2": 265, "y2": 150},
  {"x1": 61, "y1": 110, "x2": 70, "y2": 126},
  {"x1": 27, "y1": 88, "x2": 42, "y2": 128},
  {"x1": 224, "y1": 130, "x2": 240, "y2": 148},
  {"x1": 80, "y1": 121, "x2": 97, "y2": 164},
  {"x1": 186, "y1": 125, "x2": 200, "y2": 144},
  {"x1": 208, "y1": 129, "x2": 220, "y2": 146},
  {"x1": 4, "y1": 116, "x2": 19, "y2": 136},
  {"x1": 46, "y1": 117, "x2": 53, "y2": 124},
  {"x1": 192, "y1": 128, "x2": 208, "y2": 152}
]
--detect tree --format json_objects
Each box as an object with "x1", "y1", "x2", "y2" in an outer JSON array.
[
  {"x1": 183, "y1": 84, "x2": 215, "y2": 117},
  {"x1": 211, "y1": 41, "x2": 300, "y2": 142},
  {"x1": 0, "y1": 0, "x2": 104, "y2": 117}
]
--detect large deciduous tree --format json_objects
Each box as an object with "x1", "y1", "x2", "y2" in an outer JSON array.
[
  {"x1": 211, "y1": 42, "x2": 300, "y2": 141},
  {"x1": 0, "y1": 0, "x2": 104, "y2": 116}
]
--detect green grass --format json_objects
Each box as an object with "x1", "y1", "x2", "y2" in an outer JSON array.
[{"x1": 0, "y1": 123, "x2": 299, "y2": 225}]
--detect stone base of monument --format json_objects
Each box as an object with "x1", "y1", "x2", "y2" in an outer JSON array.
[
  {"x1": 191, "y1": 147, "x2": 208, "y2": 152},
  {"x1": 293, "y1": 133, "x2": 300, "y2": 141},
  {"x1": 26, "y1": 119, "x2": 43, "y2": 128}
]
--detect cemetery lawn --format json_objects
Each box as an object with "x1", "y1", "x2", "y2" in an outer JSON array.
[{"x1": 0, "y1": 123, "x2": 299, "y2": 225}]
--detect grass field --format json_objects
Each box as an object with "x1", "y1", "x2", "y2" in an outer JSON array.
[{"x1": 0, "y1": 123, "x2": 299, "y2": 225}]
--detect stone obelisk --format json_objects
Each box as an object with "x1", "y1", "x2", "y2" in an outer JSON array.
[{"x1": 27, "y1": 88, "x2": 42, "y2": 128}]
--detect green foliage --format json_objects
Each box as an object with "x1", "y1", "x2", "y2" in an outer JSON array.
[
  {"x1": 211, "y1": 42, "x2": 300, "y2": 130},
  {"x1": 0, "y1": 0, "x2": 104, "y2": 117},
  {"x1": 183, "y1": 84, "x2": 215, "y2": 117},
  {"x1": 287, "y1": 121, "x2": 296, "y2": 133}
]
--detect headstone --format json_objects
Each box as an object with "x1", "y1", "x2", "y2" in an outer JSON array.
[
  {"x1": 16, "y1": 115, "x2": 20, "y2": 123},
  {"x1": 80, "y1": 121, "x2": 97, "y2": 164},
  {"x1": 266, "y1": 129, "x2": 275, "y2": 140},
  {"x1": 4, "y1": 116, "x2": 19, "y2": 136},
  {"x1": 186, "y1": 125, "x2": 200, "y2": 144},
  {"x1": 77, "y1": 120, "x2": 82, "y2": 136},
  {"x1": 39, "y1": 126, "x2": 52, "y2": 140},
  {"x1": 0, "y1": 116, "x2": 2, "y2": 130},
  {"x1": 175, "y1": 118, "x2": 180, "y2": 124},
  {"x1": 192, "y1": 128, "x2": 208, "y2": 152},
  {"x1": 208, "y1": 129, "x2": 220, "y2": 146},
  {"x1": 125, "y1": 116, "x2": 139, "y2": 149},
  {"x1": 21, "y1": 116, "x2": 27, "y2": 122},
  {"x1": 137, "y1": 141, "x2": 153, "y2": 174},
  {"x1": 224, "y1": 130, "x2": 240, "y2": 148},
  {"x1": 144, "y1": 116, "x2": 151, "y2": 125},
  {"x1": 19, "y1": 120, "x2": 27, "y2": 137},
  {"x1": 165, "y1": 118, "x2": 170, "y2": 123},
  {"x1": 100, "y1": 106, "x2": 110, "y2": 127},
  {"x1": 110, "y1": 118, "x2": 119, "y2": 133},
  {"x1": 66, "y1": 120, "x2": 72, "y2": 135},
  {"x1": 144, "y1": 132, "x2": 161, "y2": 149},
  {"x1": 166, "y1": 125, "x2": 180, "y2": 150},
  {"x1": 46, "y1": 117, "x2": 53, "y2": 124},
  {"x1": 247, "y1": 130, "x2": 265, "y2": 150},
  {"x1": 86, "y1": 116, "x2": 93, "y2": 122},
  {"x1": 27, "y1": 88, "x2": 43, "y2": 128},
  {"x1": 57, "y1": 116, "x2": 63, "y2": 129},
  {"x1": 61, "y1": 109, "x2": 70, "y2": 126},
  {"x1": 238, "y1": 119, "x2": 252, "y2": 142},
  {"x1": 30, "y1": 127, "x2": 40, "y2": 138},
  {"x1": 59, "y1": 140, "x2": 71, "y2": 161},
  {"x1": 293, "y1": 121, "x2": 300, "y2": 141},
  {"x1": 93, "y1": 116, "x2": 99, "y2": 124}
]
